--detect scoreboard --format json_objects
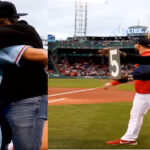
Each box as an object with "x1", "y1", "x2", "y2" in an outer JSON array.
[{"x1": 48, "y1": 35, "x2": 55, "y2": 42}]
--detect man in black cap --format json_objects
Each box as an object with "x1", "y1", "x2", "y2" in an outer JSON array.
[
  {"x1": 102, "y1": 38, "x2": 150, "y2": 145},
  {"x1": 0, "y1": 1, "x2": 48, "y2": 150}
]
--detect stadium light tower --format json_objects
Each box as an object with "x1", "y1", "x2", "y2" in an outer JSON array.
[
  {"x1": 74, "y1": 1, "x2": 87, "y2": 39},
  {"x1": 73, "y1": 0, "x2": 107, "y2": 39}
]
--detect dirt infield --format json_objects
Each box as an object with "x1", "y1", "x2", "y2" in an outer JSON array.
[{"x1": 48, "y1": 87, "x2": 135, "y2": 105}]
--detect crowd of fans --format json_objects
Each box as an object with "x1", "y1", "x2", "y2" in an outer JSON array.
[
  {"x1": 49, "y1": 56, "x2": 135, "y2": 77},
  {"x1": 53, "y1": 39, "x2": 134, "y2": 49},
  {"x1": 49, "y1": 37, "x2": 136, "y2": 77}
]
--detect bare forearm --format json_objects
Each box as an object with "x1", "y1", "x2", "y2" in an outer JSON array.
[{"x1": 22, "y1": 47, "x2": 48, "y2": 67}]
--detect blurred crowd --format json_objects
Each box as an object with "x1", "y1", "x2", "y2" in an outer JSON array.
[
  {"x1": 49, "y1": 56, "x2": 135, "y2": 77},
  {"x1": 51, "y1": 39, "x2": 134, "y2": 49}
]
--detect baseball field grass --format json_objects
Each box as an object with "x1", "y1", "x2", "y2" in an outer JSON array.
[
  {"x1": 48, "y1": 78, "x2": 135, "y2": 91},
  {"x1": 48, "y1": 78, "x2": 108, "y2": 88},
  {"x1": 48, "y1": 78, "x2": 150, "y2": 149}
]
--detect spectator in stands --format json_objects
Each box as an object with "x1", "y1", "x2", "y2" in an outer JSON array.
[{"x1": 55, "y1": 56, "x2": 111, "y2": 77}]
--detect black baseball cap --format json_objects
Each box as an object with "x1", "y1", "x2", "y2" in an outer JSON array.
[
  {"x1": 135, "y1": 38, "x2": 150, "y2": 48},
  {"x1": 0, "y1": 1, "x2": 28, "y2": 18}
]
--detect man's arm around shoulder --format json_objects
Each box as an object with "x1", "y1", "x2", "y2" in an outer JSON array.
[{"x1": 22, "y1": 47, "x2": 48, "y2": 67}]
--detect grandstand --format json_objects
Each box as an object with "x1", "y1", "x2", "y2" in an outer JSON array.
[{"x1": 48, "y1": 25, "x2": 148, "y2": 78}]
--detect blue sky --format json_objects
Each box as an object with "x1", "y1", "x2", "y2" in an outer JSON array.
[{"x1": 49, "y1": 0, "x2": 150, "y2": 40}]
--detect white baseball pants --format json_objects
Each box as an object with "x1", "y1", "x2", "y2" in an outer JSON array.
[{"x1": 121, "y1": 93, "x2": 150, "y2": 141}]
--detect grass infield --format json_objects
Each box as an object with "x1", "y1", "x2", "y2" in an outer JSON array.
[
  {"x1": 48, "y1": 78, "x2": 108, "y2": 88},
  {"x1": 48, "y1": 103, "x2": 150, "y2": 149},
  {"x1": 48, "y1": 78, "x2": 134, "y2": 91},
  {"x1": 48, "y1": 78, "x2": 149, "y2": 149}
]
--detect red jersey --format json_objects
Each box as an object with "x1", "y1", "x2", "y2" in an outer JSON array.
[
  {"x1": 134, "y1": 51, "x2": 150, "y2": 94},
  {"x1": 111, "y1": 51, "x2": 150, "y2": 94}
]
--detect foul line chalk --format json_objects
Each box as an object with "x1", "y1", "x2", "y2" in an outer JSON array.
[
  {"x1": 48, "y1": 88, "x2": 99, "y2": 97},
  {"x1": 48, "y1": 98, "x2": 66, "y2": 103}
]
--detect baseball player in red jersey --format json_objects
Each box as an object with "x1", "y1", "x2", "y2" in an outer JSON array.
[{"x1": 104, "y1": 38, "x2": 150, "y2": 145}]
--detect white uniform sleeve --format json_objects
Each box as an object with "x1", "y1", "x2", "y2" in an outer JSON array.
[{"x1": 0, "y1": 45, "x2": 31, "y2": 66}]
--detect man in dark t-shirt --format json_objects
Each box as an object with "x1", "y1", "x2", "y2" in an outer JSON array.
[{"x1": 0, "y1": 1, "x2": 48, "y2": 150}]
